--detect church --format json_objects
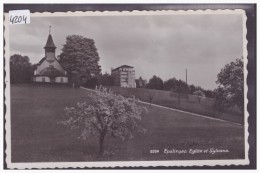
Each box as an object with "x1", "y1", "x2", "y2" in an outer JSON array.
[{"x1": 33, "y1": 28, "x2": 68, "y2": 84}]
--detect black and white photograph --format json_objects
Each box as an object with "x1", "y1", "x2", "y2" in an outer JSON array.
[{"x1": 4, "y1": 8, "x2": 251, "y2": 168}]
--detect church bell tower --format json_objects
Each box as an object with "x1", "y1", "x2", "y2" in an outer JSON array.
[{"x1": 44, "y1": 26, "x2": 56, "y2": 62}]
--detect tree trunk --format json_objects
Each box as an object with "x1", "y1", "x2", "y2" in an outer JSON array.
[
  {"x1": 99, "y1": 133, "x2": 105, "y2": 157},
  {"x1": 178, "y1": 94, "x2": 181, "y2": 105}
]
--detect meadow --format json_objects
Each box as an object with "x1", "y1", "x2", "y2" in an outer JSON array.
[
  {"x1": 10, "y1": 85, "x2": 244, "y2": 162},
  {"x1": 106, "y1": 86, "x2": 243, "y2": 124}
]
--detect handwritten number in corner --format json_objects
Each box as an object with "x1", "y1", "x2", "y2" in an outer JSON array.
[{"x1": 10, "y1": 15, "x2": 28, "y2": 25}]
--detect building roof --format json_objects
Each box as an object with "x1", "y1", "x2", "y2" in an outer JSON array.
[
  {"x1": 112, "y1": 65, "x2": 134, "y2": 72},
  {"x1": 37, "y1": 56, "x2": 59, "y2": 66},
  {"x1": 44, "y1": 34, "x2": 56, "y2": 49},
  {"x1": 37, "y1": 57, "x2": 46, "y2": 65},
  {"x1": 37, "y1": 66, "x2": 66, "y2": 77}
]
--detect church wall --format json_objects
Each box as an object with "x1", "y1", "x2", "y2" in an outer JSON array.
[
  {"x1": 35, "y1": 76, "x2": 51, "y2": 83},
  {"x1": 55, "y1": 77, "x2": 68, "y2": 83}
]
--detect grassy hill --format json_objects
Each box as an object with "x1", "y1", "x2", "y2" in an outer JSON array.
[
  {"x1": 10, "y1": 84, "x2": 244, "y2": 162},
  {"x1": 105, "y1": 86, "x2": 243, "y2": 124}
]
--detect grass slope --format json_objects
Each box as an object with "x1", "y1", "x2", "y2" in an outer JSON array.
[
  {"x1": 11, "y1": 84, "x2": 244, "y2": 162},
  {"x1": 106, "y1": 86, "x2": 243, "y2": 124}
]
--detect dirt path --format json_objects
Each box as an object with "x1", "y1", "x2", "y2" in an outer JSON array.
[{"x1": 80, "y1": 87, "x2": 243, "y2": 126}]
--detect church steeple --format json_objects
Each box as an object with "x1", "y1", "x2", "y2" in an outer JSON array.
[{"x1": 44, "y1": 26, "x2": 56, "y2": 54}]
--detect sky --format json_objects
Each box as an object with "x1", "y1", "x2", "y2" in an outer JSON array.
[{"x1": 9, "y1": 13, "x2": 244, "y2": 90}]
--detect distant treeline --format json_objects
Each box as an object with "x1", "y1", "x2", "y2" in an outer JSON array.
[
  {"x1": 145, "y1": 75, "x2": 215, "y2": 98},
  {"x1": 82, "y1": 73, "x2": 215, "y2": 99}
]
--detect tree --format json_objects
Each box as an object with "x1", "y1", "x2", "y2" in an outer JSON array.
[
  {"x1": 10, "y1": 54, "x2": 33, "y2": 84},
  {"x1": 188, "y1": 84, "x2": 196, "y2": 94},
  {"x1": 136, "y1": 77, "x2": 147, "y2": 88},
  {"x1": 146, "y1": 75, "x2": 164, "y2": 90},
  {"x1": 98, "y1": 73, "x2": 114, "y2": 86},
  {"x1": 214, "y1": 58, "x2": 244, "y2": 113},
  {"x1": 213, "y1": 87, "x2": 230, "y2": 114},
  {"x1": 170, "y1": 80, "x2": 188, "y2": 105},
  {"x1": 163, "y1": 77, "x2": 178, "y2": 91},
  {"x1": 193, "y1": 90, "x2": 205, "y2": 104},
  {"x1": 146, "y1": 90, "x2": 157, "y2": 107},
  {"x1": 59, "y1": 87, "x2": 147, "y2": 156},
  {"x1": 82, "y1": 73, "x2": 114, "y2": 89},
  {"x1": 59, "y1": 35, "x2": 101, "y2": 84},
  {"x1": 204, "y1": 89, "x2": 215, "y2": 98},
  {"x1": 82, "y1": 77, "x2": 99, "y2": 89}
]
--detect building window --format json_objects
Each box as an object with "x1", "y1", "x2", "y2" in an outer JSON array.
[
  {"x1": 42, "y1": 77, "x2": 45, "y2": 82},
  {"x1": 60, "y1": 78, "x2": 63, "y2": 83}
]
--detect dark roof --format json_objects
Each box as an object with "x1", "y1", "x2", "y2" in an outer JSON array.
[
  {"x1": 38, "y1": 57, "x2": 46, "y2": 65},
  {"x1": 112, "y1": 65, "x2": 134, "y2": 72},
  {"x1": 38, "y1": 66, "x2": 65, "y2": 77},
  {"x1": 44, "y1": 34, "x2": 56, "y2": 49},
  {"x1": 37, "y1": 56, "x2": 60, "y2": 66}
]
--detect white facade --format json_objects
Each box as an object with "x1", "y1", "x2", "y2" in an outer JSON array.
[
  {"x1": 55, "y1": 77, "x2": 68, "y2": 83},
  {"x1": 111, "y1": 65, "x2": 136, "y2": 88},
  {"x1": 34, "y1": 76, "x2": 68, "y2": 83},
  {"x1": 34, "y1": 76, "x2": 51, "y2": 83}
]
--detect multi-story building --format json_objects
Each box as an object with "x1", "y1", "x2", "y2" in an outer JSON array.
[{"x1": 111, "y1": 65, "x2": 136, "y2": 88}]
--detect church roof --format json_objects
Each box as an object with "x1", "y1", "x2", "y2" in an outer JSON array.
[
  {"x1": 44, "y1": 34, "x2": 56, "y2": 49},
  {"x1": 37, "y1": 57, "x2": 46, "y2": 65},
  {"x1": 37, "y1": 66, "x2": 66, "y2": 77},
  {"x1": 37, "y1": 56, "x2": 59, "y2": 66}
]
